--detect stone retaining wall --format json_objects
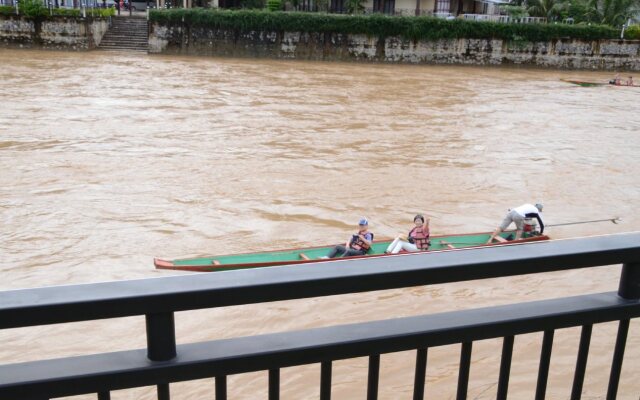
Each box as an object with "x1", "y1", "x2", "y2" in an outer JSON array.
[
  {"x1": 0, "y1": 15, "x2": 109, "y2": 50},
  {"x1": 148, "y1": 23, "x2": 640, "y2": 70}
]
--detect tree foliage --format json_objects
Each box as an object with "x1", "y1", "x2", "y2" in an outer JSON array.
[
  {"x1": 527, "y1": 0, "x2": 567, "y2": 20},
  {"x1": 346, "y1": 0, "x2": 365, "y2": 14},
  {"x1": 18, "y1": 0, "x2": 47, "y2": 17},
  {"x1": 552, "y1": 0, "x2": 639, "y2": 26}
]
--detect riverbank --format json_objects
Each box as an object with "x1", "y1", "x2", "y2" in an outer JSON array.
[
  {"x1": 147, "y1": 10, "x2": 640, "y2": 70},
  {"x1": 148, "y1": 28, "x2": 640, "y2": 70},
  {"x1": 2, "y1": 10, "x2": 640, "y2": 70},
  {"x1": 0, "y1": 14, "x2": 109, "y2": 50}
]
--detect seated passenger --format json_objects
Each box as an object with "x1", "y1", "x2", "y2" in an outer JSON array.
[
  {"x1": 610, "y1": 73, "x2": 622, "y2": 85},
  {"x1": 321, "y1": 218, "x2": 373, "y2": 259},
  {"x1": 385, "y1": 214, "x2": 430, "y2": 254}
]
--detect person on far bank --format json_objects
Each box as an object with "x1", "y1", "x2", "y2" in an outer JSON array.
[
  {"x1": 321, "y1": 218, "x2": 373, "y2": 259},
  {"x1": 487, "y1": 203, "x2": 544, "y2": 243},
  {"x1": 385, "y1": 214, "x2": 431, "y2": 254}
]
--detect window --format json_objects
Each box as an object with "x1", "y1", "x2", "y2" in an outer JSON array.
[{"x1": 434, "y1": 0, "x2": 449, "y2": 13}]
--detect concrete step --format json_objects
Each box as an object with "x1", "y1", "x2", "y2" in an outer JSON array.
[
  {"x1": 105, "y1": 31, "x2": 147, "y2": 35},
  {"x1": 111, "y1": 24, "x2": 148, "y2": 28},
  {"x1": 108, "y1": 27, "x2": 148, "y2": 31},
  {"x1": 107, "y1": 30, "x2": 146, "y2": 33},
  {"x1": 102, "y1": 35, "x2": 148, "y2": 40},
  {"x1": 101, "y1": 17, "x2": 149, "y2": 52},
  {"x1": 101, "y1": 36, "x2": 147, "y2": 40},
  {"x1": 110, "y1": 25, "x2": 147, "y2": 30},
  {"x1": 97, "y1": 48, "x2": 148, "y2": 53},
  {"x1": 99, "y1": 42, "x2": 148, "y2": 47},
  {"x1": 99, "y1": 40, "x2": 147, "y2": 45},
  {"x1": 111, "y1": 22, "x2": 148, "y2": 26},
  {"x1": 98, "y1": 45, "x2": 148, "y2": 51}
]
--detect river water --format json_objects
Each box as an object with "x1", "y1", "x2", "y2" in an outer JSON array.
[{"x1": 1, "y1": 48, "x2": 639, "y2": 399}]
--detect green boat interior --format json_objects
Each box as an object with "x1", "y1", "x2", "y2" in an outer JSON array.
[{"x1": 169, "y1": 231, "x2": 532, "y2": 269}]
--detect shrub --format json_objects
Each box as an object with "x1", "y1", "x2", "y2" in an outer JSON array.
[
  {"x1": 52, "y1": 8, "x2": 81, "y2": 16},
  {"x1": 500, "y1": 5, "x2": 529, "y2": 19},
  {"x1": 0, "y1": 5, "x2": 16, "y2": 15},
  {"x1": 625, "y1": 24, "x2": 640, "y2": 39},
  {"x1": 18, "y1": 0, "x2": 47, "y2": 17},
  {"x1": 89, "y1": 7, "x2": 116, "y2": 16},
  {"x1": 266, "y1": 0, "x2": 281, "y2": 11},
  {"x1": 149, "y1": 9, "x2": 621, "y2": 41}
]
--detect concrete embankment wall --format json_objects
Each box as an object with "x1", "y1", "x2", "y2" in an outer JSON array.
[
  {"x1": 149, "y1": 23, "x2": 640, "y2": 70},
  {"x1": 0, "y1": 15, "x2": 109, "y2": 50}
]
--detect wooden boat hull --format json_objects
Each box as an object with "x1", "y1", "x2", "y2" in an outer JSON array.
[
  {"x1": 154, "y1": 231, "x2": 550, "y2": 273},
  {"x1": 561, "y1": 79, "x2": 639, "y2": 87}
]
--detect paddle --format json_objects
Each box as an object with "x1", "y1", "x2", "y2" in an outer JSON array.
[
  {"x1": 445, "y1": 217, "x2": 621, "y2": 246},
  {"x1": 545, "y1": 217, "x2": 621, "y2": 228}
]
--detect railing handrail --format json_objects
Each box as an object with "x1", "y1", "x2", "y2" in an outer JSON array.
[
  {"x1": 2, "y1": 291, "x2": 639, "y2": 399},
  {"x1": 2, "y1": 232, "x2": 640, "y2": 329}
]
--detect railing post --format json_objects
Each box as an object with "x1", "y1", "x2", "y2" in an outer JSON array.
[
  {"x1": 413, "y1": 348, "x2": 428, "y2": 400},
  {"x1": 535, "y1": 330, "x2": 554, "y2": 400},
  {"x1": 367, "y1": 354, "x2": 380, "y2": 400},
  {"x1": 215, "y1": 376, "x2": 227, "y2": 400},
  {"x1": 269, "y1": 369, "x2": 280, "y2": 400},
  {"x1": 618, "y1": 262, "x2": 640, "y2": 299},
  {"x1": 146, "y1": 312, "x2": 176, "y2": 361},
  {"x1": 570, "y1": 324, "x2": 593, "y2": 400},
  {"x1": 606, "y1": 319, "x2": 630, "y2": 400},
  {"x1": 146, "y1": 312, "x2": 176, "y2": 400},
  {"x1": 497, "y1": 336, "x2": 514, "y2": 400},
  {"x1": 320, "y1": 361, "x2": 332, "y2": 400},
  {"x1": 456, "y1": 342, "x2": 473, "y2": 400}
]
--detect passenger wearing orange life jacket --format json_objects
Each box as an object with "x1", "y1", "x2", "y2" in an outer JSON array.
[
  {"x1": 385, "y1": 214, "x2": 431, "y2": 254},
  {"x1": 321, "y1": 218, "x2": 374, "y2": 259}
]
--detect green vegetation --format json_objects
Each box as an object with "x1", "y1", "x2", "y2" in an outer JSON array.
[
  {"x1": 87, "y1": 7, "x2": 116, "y2": 16},
  {"x1": 499, "y1": 5, "x2": 530, "y2": 19},
  {"x1": 0, "y1": 4, "x2": 114, "y2": 17},
  {"x1": 625, "y1": 24, "x2": 640, "y2": 38},
  {"x1": 18, "y1": 0, "x2": 47, "y2": 17},
  {"x1": 266, "y1": 0, "x2": 281, "y2": 11},
  {"x1": 149, "y1": 8, "x2": 621, "y2": 40},
  {"x1": 0, "y1": 5, "x2": 16, "y2": 14},
  {"x1": 345, "y1": 0, "x2": 365, "y2": 14},
  {"x1": 528, "y1": 0, "x2": 639, "y2": 26}
]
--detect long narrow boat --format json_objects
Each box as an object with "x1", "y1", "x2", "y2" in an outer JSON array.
[
  {"x1": 561, "y1": 79, "x2": 639, "y2": 87},
  {"x1": 154, "y1": 231, "x2": 550, "y2": 272}
]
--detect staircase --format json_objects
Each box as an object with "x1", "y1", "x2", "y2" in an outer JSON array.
[{"x1": 98, "y1": 17, "x2": 148, "y2": 52}]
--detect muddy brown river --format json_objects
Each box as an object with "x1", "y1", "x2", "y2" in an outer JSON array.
[{"x1": 1, "y1": 49, "x2": 639, "y2": 399}]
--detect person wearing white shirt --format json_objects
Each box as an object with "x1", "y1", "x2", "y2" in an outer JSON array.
[{"x1": 487, "y1": 203, "x2": 544, "y2": 243}]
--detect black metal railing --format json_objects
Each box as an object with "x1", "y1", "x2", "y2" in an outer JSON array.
[{"x1": 1, "y1": 232, "x2": 639, "y2": 400}]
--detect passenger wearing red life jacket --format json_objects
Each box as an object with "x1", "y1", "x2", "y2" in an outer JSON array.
[
  {"x1": 321, "y1": 218, "x2": 374, "y2": 259},
  {"x1": 385, "y1": 214, "x2": 431, "y2": 254}
]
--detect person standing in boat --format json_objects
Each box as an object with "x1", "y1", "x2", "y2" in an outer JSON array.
[
  {"x1": 321, "y1": 218, "x2": 373, "y2": 259},
  {"x1": 487, "y1": 203, "x2": 544, "y2": 243},
  {"x1": 385, "y1": 214, "x2": 431, "y2": 254}
]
